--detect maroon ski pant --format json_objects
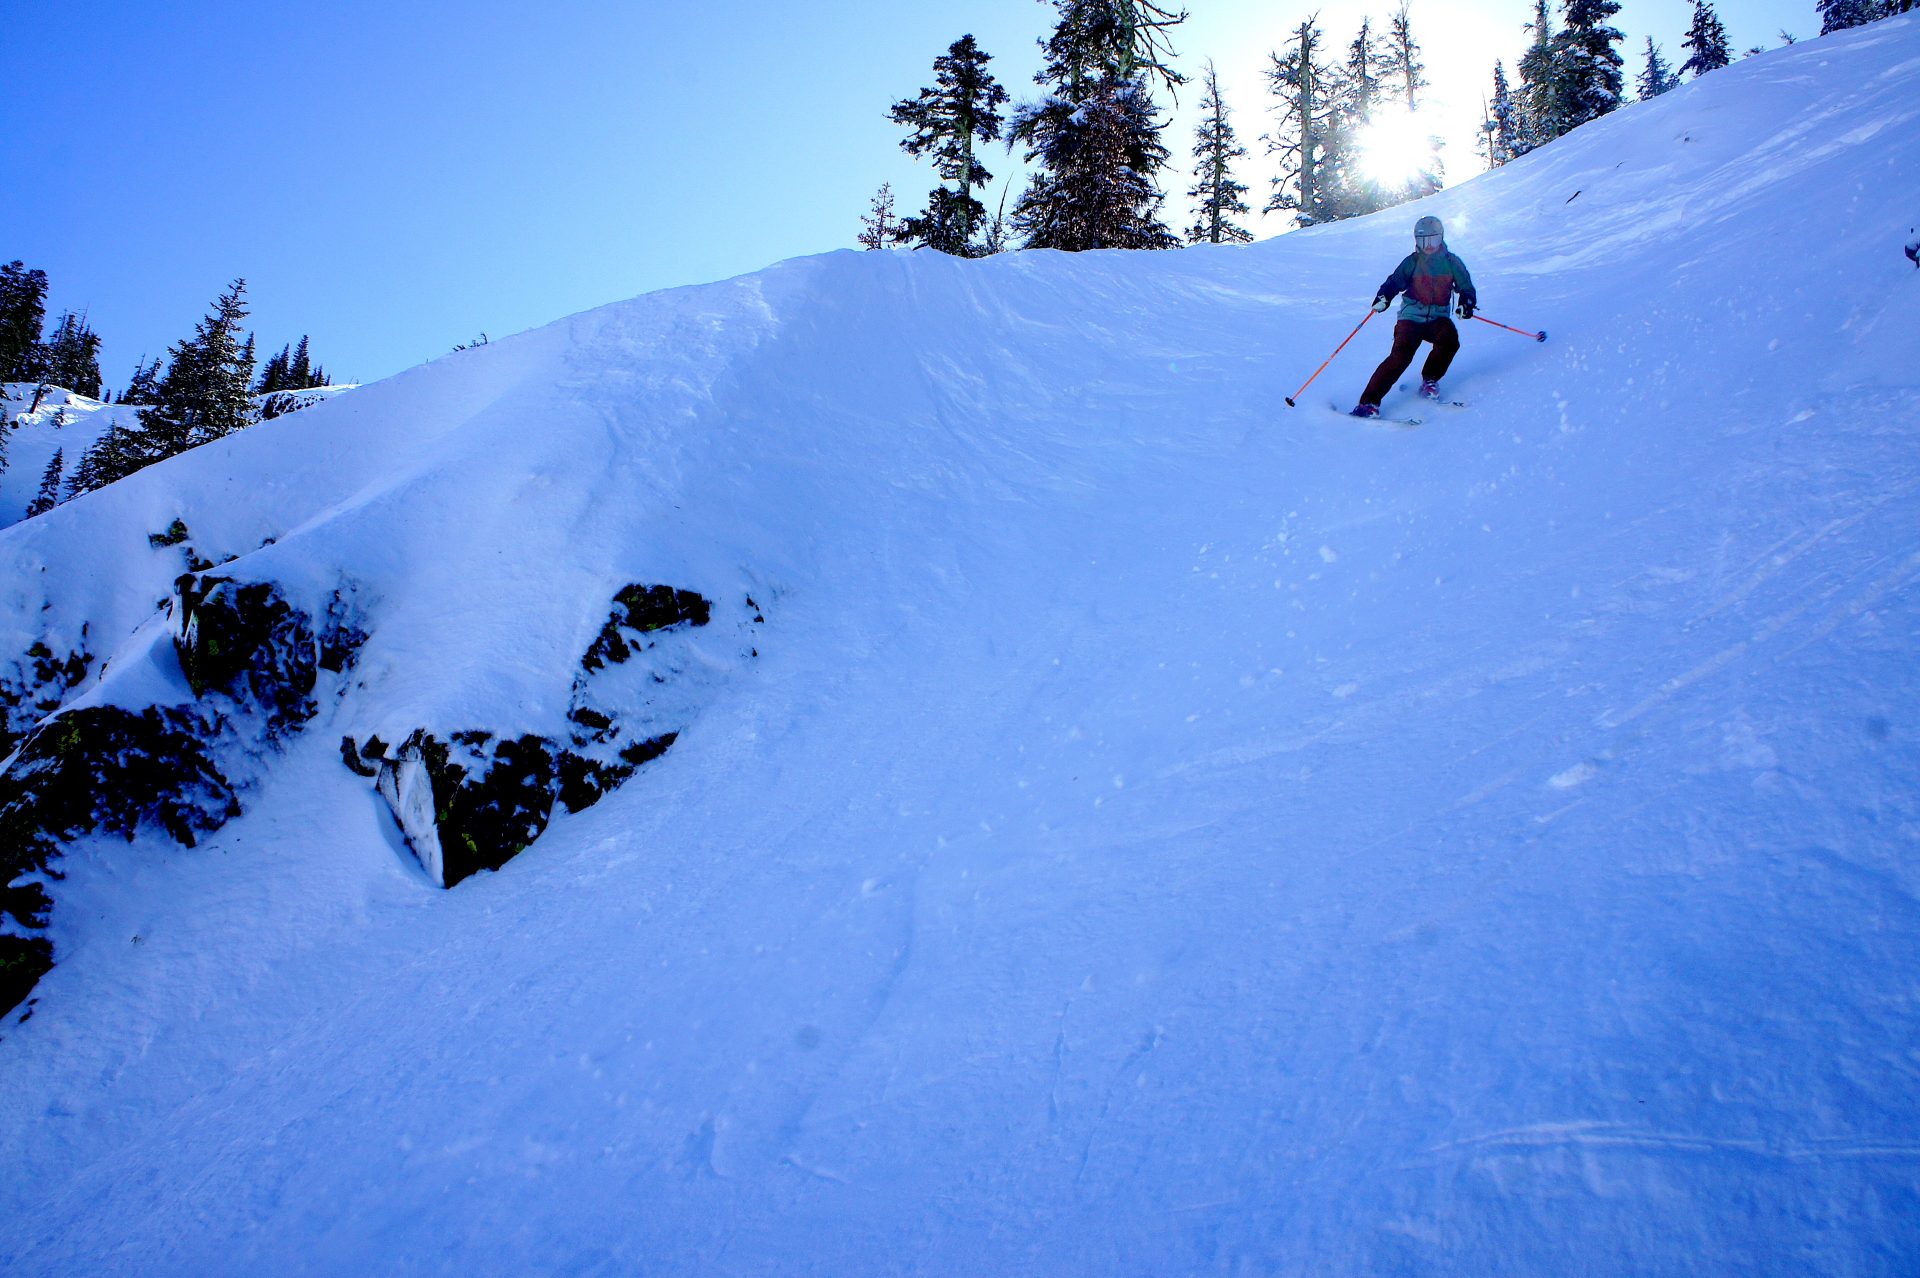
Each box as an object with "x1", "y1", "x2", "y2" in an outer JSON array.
[{"x1": 1360, "y1": 317, "x2": 1460, "y2": 407}]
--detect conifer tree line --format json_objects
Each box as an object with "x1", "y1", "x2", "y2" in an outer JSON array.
[
  {"x1": 868, "y1": 0, "x2": 1908, "y2": 247},
  {"x1": 2, "y1": 259, "x2": 338, "y2": 509}
]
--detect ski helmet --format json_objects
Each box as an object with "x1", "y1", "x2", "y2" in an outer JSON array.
[{"x1": 1414, "y1": 216, "x2": 1445, "y2": 250}]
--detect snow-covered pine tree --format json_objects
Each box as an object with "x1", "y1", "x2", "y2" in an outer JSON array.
[
  {"x1": 39, "y1": 313, "x2": 104, "y2": 398},
  {"x1": 146, "y1": 279, "x2": 255, "y2": 459},
  {"x1": 121, "y1": 356, "x2": 162, "y2": 406},
  {"x1": 1263, "y1": 18, "x2": 1341, "y2": 226},
  {"x1": 66, "y1": 424, "x2": 143, "y2": 497},
  {"x1": 1680, "y1": 2, "x2": 1732, "y2": 77},
  {"x1": 858, "y1": 184, "x2": 900, "y2": 250},
  {"x1": 1549, "y1": 0, "x2": 1626, "y2": 134},
  {"x1": 0, "y1": 261, "x2": 51, "y2": 384},
  {"x1": 1514, "y1": 0, "x2": 1559, "y2": 154},
  {"x1": 1638, "y1": 38, "x2": 1680, "y2": 99},
  {"x1": 1016, "y1": 76, "x2": 1180, "y2": 250},
  {"x1": 1819, "y1": 0, "x2": 1895, "y2": 33},
  {"x1": 890, "y1": 35, "x2": 1010, "y2": 257},
  {"x1": 1480, "y1": 60, "x2": 1522, "y2": 168},
  {"x1": 1186, "y1": 62, "x2": 1252, "y2": 244},
  {"x1": 26, "y1": 449, "x2": 64, "y2": 518},
  {"x1": 1010, "y1": 0, "x2": 1185, "y2": 252}
]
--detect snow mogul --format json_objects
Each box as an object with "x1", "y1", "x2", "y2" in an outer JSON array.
[{"x1": 1351, "y1": 215, "x2": 1478, "y2": 418}]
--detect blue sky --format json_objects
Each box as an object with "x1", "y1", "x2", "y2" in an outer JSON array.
[{"x1": 5, "y1": 0, "x2": 1816, "y2": 387}]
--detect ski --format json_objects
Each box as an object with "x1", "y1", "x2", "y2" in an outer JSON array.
[
  {"x1": 1330, "y1": 401, "x2": 1422, "y2": 428},
  {"x1": 1400, "y1": 382, "x2": 1468, "y2": 409}
]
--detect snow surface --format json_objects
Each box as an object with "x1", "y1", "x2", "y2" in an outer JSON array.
[
  {"x1": 4, "y1": 16, "x2": 1920, "y2": 1276},
  {"x1": 1, "y1": 383, "x2": 358, "y2": 529},
  {"x1": 1, "y1": 385, "x2": 134, "y2": 524}
]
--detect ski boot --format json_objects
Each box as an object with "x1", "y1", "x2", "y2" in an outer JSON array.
[{"x1": 1350, "y1": 403, "x2": 1380, "y2": 419}]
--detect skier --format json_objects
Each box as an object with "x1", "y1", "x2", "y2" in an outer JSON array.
[
  {"x1": 1351, "y1": 215, "x2": 1478, "y2": 418},
  {"x1": 1906, "y1": 228, "x2": 1919, "y2": 269}
]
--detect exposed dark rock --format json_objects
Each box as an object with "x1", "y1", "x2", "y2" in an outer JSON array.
[
  {"x1": 1, "y1": 576, "x2": 362, "y2": 1017},
  {"x1": 147, "y1": 518, "x2": 191, "y2": 548},
  {"x1": 0, "y1": 936, "x2": 52, "y2": 1023},
  {"x1": 555, "y1": 732, "x2": 675, "y2": 815},
  {"x1": 172, "y1": 575, "x2": 318, "y2": 735},
  {"x1": 1, "y1": 633, "x2": 94, "y2": 760},
  {"x1": 318, "y1": 587, "x2": 369, "y2": 676},
  {"x1": 0, "y1": 704, "x2": 239, "y2": 866},
  {"x1": 0, "y1": 704, "x2": 241, "y2": 1016},
  {"x1": 359, "y1": 582, "x2": 736, "y2": 886},
  {"x1": 373, "y1": 730, "x2": 560, "y2": 888},
  {"x1": 340, "y1": 735, "x2": 381, "y2": 777},
  {"x1": 581, "y1": 584, "x2": 712, "y2": 672}
]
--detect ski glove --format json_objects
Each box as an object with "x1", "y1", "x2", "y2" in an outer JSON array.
[
  {"x1": 1371, "y1": 296, "x2": 1391, "y2": 314},
  {"x1": 1457, "y1": 299, "x2": 1476, "y2": 320}
]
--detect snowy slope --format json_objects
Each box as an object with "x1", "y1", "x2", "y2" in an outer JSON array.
[
  {"x1": 3, "y1": 15, "x2": 1919, "y2": 1276},
  {"x1": 0, "y1": 382, "x2": 357, "y2": 528},
  {"x1": 1, "y1": 385, "x2": 132, "y2": 523}
]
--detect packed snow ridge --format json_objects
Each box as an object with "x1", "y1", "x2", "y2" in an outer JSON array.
[{"x1": 2, "y1": 15, "x2": 1918, "y2": 1277}]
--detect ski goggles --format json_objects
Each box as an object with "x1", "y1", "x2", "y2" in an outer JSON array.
[{"x1": 1415, "y1": 231, "x2": 1444, "y2": 249}]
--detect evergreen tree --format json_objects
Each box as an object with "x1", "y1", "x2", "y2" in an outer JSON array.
[
  {"x1": 39, "y1": 313, "x2": 104, "y2": 398},
  {"x1": 0, "y1": 261, "x2": 50, "y2": 384},
  {"x1": 858, "y1": 185, "x2": 899, "y2": 250},
  {"x1": 121, "y1": 357, "x2": 163, "y2": 406},
  {"x1": 1680, "y1": 2, "x2": 1732, "y2": 76},
  {"x1": 1819, "y1": 0, "x2": 1889, "y2": 33},
  {"x1": 1263, "y1": 18, "x2": 1341, "y2": 226},
  {"x1": 1549, "y1": 0, "x2": 1625, "y2": 136},
  {"x1": 1010, "y1": 0, "x2": 1186, "y2": 252},
  {"x1": 1016, "y1": 76, "x2": 1180, "y2": 250},
  {"x1": 288, "y1": 335, "x2": 313, "y2": 389},
  {"x1": 1315, "y1": 18, "x2": 1389, "y2": 221},
  {"x1": 66, "y1": 425, "x2": 143, "y2": 498},
  {"x1": 26, "y1": 449, "x2": 64, "y2": 518},
  {"x1": 1514, "y1": 0, "x2": 1559, "y2": 154},
  {"x1": 1381, "y1": 5, "x2": 1425, "y2": 109},
  {"x1": 979, "y1": 186, "x2": 1015, "y2": 255},
  {"x1": 1480, "y1": 61, "x2": 1523, "y2": 168},
  {"x1": 1186, "y1": 62, "x2": 1252, "y2": 244},
  {"x1": 891, "y1": 35, "x2": 1010, "y2": 256},
  {"x1": 1637, "y1": 38, "x2": 1680, "y2": 99},
  {"x1": 146, "y1": 279, "x2": 255, "y2": 458},
  {"x1": 257, "y1": 344, "x2": 292, "y2": 394}
]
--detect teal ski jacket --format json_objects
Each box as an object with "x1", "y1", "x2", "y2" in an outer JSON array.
[{"x1": 1378, "y1": 250, "x2": 1477, "y2": 324}]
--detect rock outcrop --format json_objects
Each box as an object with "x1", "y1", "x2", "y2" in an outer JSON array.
[
  {"x1": 0, "y1": 574, "x2": 360, "y2": 1016},
  {"x1": 351, "y1": 582, "x2": 752, "y2": 888}
]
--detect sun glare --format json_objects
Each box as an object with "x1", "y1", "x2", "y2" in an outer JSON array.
[{"x1": 1358, "y1": 107, "x2": 1434, "y2": 188}]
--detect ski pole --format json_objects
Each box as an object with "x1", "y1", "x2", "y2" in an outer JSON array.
[
  {"x1": 1285, "y1": 308, "x2": 1377, "y2": 408},
  {"x1": 1472, "y1": 314, "x2": 1548, "y2": 343}
]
